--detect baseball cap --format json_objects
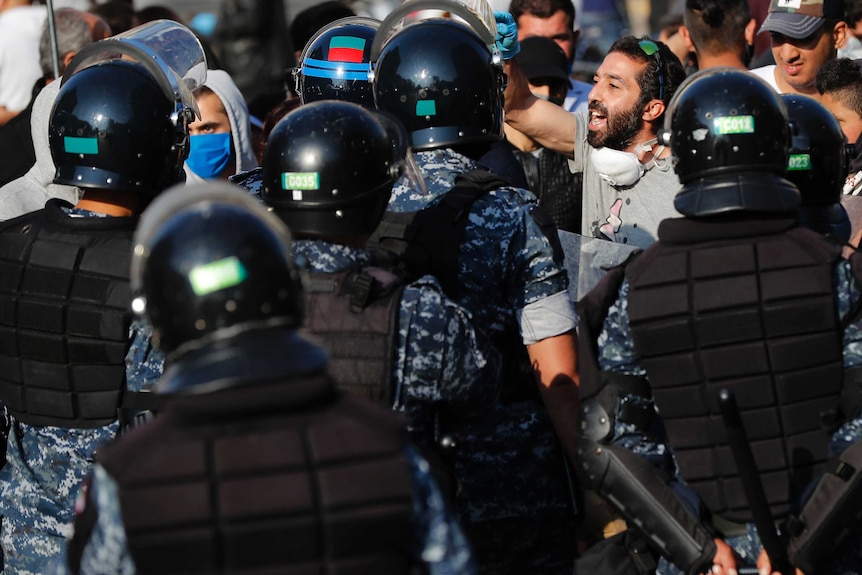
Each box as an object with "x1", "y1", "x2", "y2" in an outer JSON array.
[
  {"x1": 518, "y1": 36, "x2": 572, "y2": 87},
  {"x1": 760, "y1": 0, "x2": 845, "y2": 39}
]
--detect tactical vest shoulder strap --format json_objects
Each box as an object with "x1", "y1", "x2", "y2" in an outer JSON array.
[{"x1": 368, "y1": 169, "x2": 509, "y2": 300}]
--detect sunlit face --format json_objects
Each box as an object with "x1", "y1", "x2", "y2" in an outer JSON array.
[
  {"x1": 189, "y1": 91, "x2": 231, "y2": 136},
  {"x1": 821, "y1": 91, "x2": 862, "y2": 144},
  {"x1": 516, "y1": 10, "x2": 575, "y2": 63},
  {"x1": 770, "y1": 23, "x2": 843, "y2": 95},
  {"x1": 587, "y1": 52, "x2": 646, "y2": 150}
]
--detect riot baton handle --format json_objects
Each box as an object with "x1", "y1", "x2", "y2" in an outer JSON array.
[{"x1": 718, "y1": 389, "x2": 794, "y2": 575}]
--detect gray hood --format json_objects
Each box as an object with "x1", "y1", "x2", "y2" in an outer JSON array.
[
  {"x1": 184, "y1": 69, "x2": 259, "y2": 183},
  {"x1": 0, "y1": 80, "x2": 80, "y2": 220}
]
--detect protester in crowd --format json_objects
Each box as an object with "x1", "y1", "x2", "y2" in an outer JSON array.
[
  {"x1": 505, "y1": 36, "x2": 583, "y2": 231},
  {"x1": 509, "y1": 0, "x2": 593, "y2": 113},
  {"x1": 505, "y1": 35, "x2": 687, "y2": 247},
  {"x1": 185, "y1": 70, "x2": 258, "y2": 182},
  {"x1": 750, "y1": 0, "x2": 847, "y2": 96}
]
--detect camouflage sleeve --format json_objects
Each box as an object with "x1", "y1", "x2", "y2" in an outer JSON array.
[
  {"x1": 394, "y1": 277, "x2": 502, "y2": 420},
  {"x1": 832, "y1": 261, "x2": 862, "y2": 457},
  {"x1": 406, "y1": 446, "x2": 477, "y2": 575},
  {"x1": 598, "y1": 280, "x2": 678, "y2": 473},
  {"x1": 125, "y1": 319, "x2": 165, "y2": 392},
  {"x1": 55, "y1": 465, "x2": 135, "y2": 575},
  {"x1": 509, "y1": 195, "x2": 575, "y2": 344}
]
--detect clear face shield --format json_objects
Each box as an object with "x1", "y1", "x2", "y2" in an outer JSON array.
[
  {"x1": 62, "y1": 20, "x2": 207, "y2": 123},
  {"x1": 368, "y1": 0, "x2": 502, "y2": 78}
]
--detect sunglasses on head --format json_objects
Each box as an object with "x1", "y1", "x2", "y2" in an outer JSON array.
[{"x1": 639, "y1": 39, "x2": 664, "y2": 102}]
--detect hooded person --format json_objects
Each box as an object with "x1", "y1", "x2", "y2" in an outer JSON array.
[
  {"x1": 184, "y1": 69, "x2": 258, "y2": 183},
  {"x1": 0, "y1": 79, "x2": 80, "y2": 220}
]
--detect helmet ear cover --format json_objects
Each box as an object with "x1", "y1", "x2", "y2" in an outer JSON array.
[{"x1": 371, "y1": 18, "x2": 504, "y2": 151}]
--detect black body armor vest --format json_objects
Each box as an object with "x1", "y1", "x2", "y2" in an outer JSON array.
[
  {"x1": 98, "y1": 369, "x2": 416, "y2": 575},
  {"x1": 625, "y1": 218, "x2": 845, "y2": 522},
  {"x1": 0, "y1": 200, "x2": 136, "y2": 428},
  {"x1": 301, "y1": 267, "x2": 403, "y2": 404}
]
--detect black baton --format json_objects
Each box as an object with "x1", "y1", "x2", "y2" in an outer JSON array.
[{"x1": 718, "y1": 388, "x2": 794, "y2": 575}]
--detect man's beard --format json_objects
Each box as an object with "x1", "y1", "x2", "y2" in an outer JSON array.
[{"x1": 587, "y1": 100, "x2": 642, "y2": 150}]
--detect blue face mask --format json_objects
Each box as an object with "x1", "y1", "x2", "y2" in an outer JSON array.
[{"x1": 186, "y1": 132, "x2": 233, "y2": 179}]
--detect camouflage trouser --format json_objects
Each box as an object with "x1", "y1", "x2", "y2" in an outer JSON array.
[{"x1": 463, "y1": 514, "x2": 578, "y2": 575}]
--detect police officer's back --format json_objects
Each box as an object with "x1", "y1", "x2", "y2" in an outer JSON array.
[
  {"x1": 0, "y1": 22, "x2": 199, "y2": 572},
  {"x1": 59, "y1": 183, "x2": 477, "y2": 575},
  {"x1": 576, "y1": 68, "x2": 862, "y2": 575},
  {"x1": 369, "y1": 5, "x2": 580, "y2": 574},
  {"x1": 259, "y1": 100, "x2": 501, "y2": 470}
]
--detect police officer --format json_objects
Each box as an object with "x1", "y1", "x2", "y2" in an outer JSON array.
[
  {"x1": 259, "y1": 100, "x2": 501, "y2": 482},
  {"x1": 57, "y1": 182, "x2": 478, "y2": 575},
  {"x1": 576, "y1": 68, "x2": 862, "y2": 575},
  {"x1": 291, "y1": 15, "x2": 379, "y2": 108},
  {"x1": 0, "y1": 22, "x2": 201, "y2": 572},
  {"x1": 369, "y1": 4, "x2": 579, "y2": 573},
  {"x1": 780, "y1": 93, "x2": 852, "y2": 243}
]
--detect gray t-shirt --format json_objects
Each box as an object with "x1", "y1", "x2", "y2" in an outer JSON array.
[{"x1": 571, "y1": 111, "x2": 682, "y2": 248}]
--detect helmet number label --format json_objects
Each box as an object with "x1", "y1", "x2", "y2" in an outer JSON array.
[
  {"x1": 189, "y1": 256, "x2": 248, "y2": 296},
  {"x1": 64, "y1": 136, "x2": 98, "y2": 155},
  {"x1": 713, "y1": 115, "x2": 754, "y2": 135},
  {"x1": 281, "y1": 172, "x2": 320, "y2": 191},
  {"x1": 788, "y1": 153, "x2": 812, "y2": 171}
]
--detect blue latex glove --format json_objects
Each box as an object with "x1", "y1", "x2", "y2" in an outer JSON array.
[{"x1": 494, "y1": 11, "x2": 520, "y2": 60}]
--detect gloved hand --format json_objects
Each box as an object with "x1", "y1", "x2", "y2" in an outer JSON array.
[{"x1": 494, "y1": 11, "x2": 520, "y2": 60}]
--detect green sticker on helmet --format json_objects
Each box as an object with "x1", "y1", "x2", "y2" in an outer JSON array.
[
  {"x1": 788, "y1": 153, "x2": 812, "y2": 171},
  {"x1": 189, "y1": 256, "x2": 248, "y2": 296},
  {"x1": 64, "y1": 136, "x2": 98, "y2": 155},
  {"x1": 416, "y1": 99, "x2": 437, "y2": 116},
  {"x1": 713, "y1": 115, "x2": 754, "y2": 135},
  {"x1": 281, "y1": 172, "x2": 320, "y2": 190}
]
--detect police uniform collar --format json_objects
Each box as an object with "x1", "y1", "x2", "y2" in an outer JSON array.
[{"x1": 46, "y1": 198, "x2": 139, "y2": 230}]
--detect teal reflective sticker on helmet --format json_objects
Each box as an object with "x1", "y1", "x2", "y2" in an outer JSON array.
[
  {"x1": 189, "y1": 256, "x2": 248, "y2": 296},
  {"x1": 281, "y1": 172, "x2": 320, "y2": 190},
  {"x1": 416, "y1": 100, "x2": 437, "y2": 116},
  {"x1": 788, "y1": 153, "x2": 812, "y2": 171},
  {"x1": 712, "y1": 115, "x2": 755, "y2": 135},
  {"x1": 64, "y1": 136, "x2": 98, "y2": 155}
]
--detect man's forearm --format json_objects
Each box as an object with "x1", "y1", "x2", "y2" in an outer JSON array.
[
  {"x1": 527, "y1": 332, "x2": 580, "y2": 462},
  {"x1": 504, "y1": 60, "x2": 579, "y2": 158}
]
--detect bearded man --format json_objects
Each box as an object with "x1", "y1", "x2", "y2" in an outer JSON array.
[{"x1": 506, "y1": 35, "x2": 687, "y2": 247}]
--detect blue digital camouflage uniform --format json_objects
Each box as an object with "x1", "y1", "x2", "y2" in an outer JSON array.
[
  {"x1": 0, "y1": 208, "x2": 164, "y2": 575},
  {"x1": 52, "y1": 446, "x2": 477, "y2": 575},
  {"x1": 292, "y1": 239, "x2": 502, "y2": 437},
  {"x1": 597, "y1": 262, "x2": 862, "y2": 575},
  {"x1": 385, "y1": 148, "x2": 578, "y2": 573}
]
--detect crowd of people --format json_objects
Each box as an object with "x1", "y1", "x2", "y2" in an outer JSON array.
[{"x1": 0, "y1": 0, "x2": 860, "y2": 574}]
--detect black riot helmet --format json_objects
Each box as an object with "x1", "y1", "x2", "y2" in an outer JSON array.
[
  {"x1": 262, "y1": 100, "x2": 421, "y2": 237},
  {"x1": 49, "y1": 59, "x2": 191, "y2": 195},
  {"x1": 662, "y1": 67, "x2": 799, "y2": 217},
  {"x1": 371, "y1": 17, "x2": 504, "y2": 150},
  {"x1": 294, "y1": 16, "x2": 380, "y2": 108},
  {"x1": 131, "y1": 182, "x2": 304, "y2": 358},
  {"x1": 781, "y1": 93, "x2": 851, "y2": 241}
]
